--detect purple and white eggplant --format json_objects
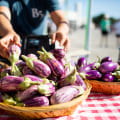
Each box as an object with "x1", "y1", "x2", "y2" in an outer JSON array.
[
  {"x1": 8, "y1": 45, "x2": 22, "y2": 76},
  {"x1": 0, "y1": 76, "x2": 40, "y2": 92},
  {"x1": 50, "y1": 49, "x2": 65, "y2": 59},
  {"x1": 22, "y1": 55, "x2": 51, "y2": 77},
  {"x1": 38, "y1": 83, "x2": 55, "y2": 96},
  {"x1": 23, "y1": 96, "x2": 49, "y2": 107},
  {"x1": 16, "y1": 85, "x2": 38, "y2": 101},
  {"x1": 38, "y1": 47, "x2": 65, "y2": 77},
  {"x1": 50, "y1": 85, "x2": 84, "y2": 104},
  {"x1": 27, "y1": 53, "x2": 38, "y2": 59},
  {"x1": 22, "y1": 66, "x2": 35, "y2": 75}
]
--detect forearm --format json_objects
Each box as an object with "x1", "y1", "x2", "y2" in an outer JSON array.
[
  {"x1": 56, "y1": 21, "x2": 69, "y2": 35},
  {"x1": 50, "y1": 10, "x2": 69, "y2": 35},
  {"x1": 0, "y1": 14, "x2": 14, "y2": 36}
]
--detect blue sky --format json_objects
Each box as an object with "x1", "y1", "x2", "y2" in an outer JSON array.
[{"x1": 62, "y1": 0, "x2": 120, "y2": 19}]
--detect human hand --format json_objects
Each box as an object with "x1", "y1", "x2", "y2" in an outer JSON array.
[
  {"x1": 51, "y1": 32, "x2": 70, "y2": 52},
  {"x1": 0, "y1": 32, "x2": 21, "y2": 59}
]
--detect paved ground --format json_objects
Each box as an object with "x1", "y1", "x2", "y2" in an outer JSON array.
[{"x1": 67, "y1": 28, "x2": 119, "y2": 63}]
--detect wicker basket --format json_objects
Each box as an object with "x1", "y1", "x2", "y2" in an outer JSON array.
[
  {"x1": 0, "y1": 81, "x2": 91, "y2": 120},
  {"x1": 87, "y1": 80, "x2": 120, "y2": 95}
]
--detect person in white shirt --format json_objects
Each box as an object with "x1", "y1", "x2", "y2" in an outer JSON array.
[{"x1": 114, "y1": 19, "x2": 120, "y2": 47}]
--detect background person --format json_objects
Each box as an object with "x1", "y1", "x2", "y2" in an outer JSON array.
[
  {"x1": 100, "y1": 15, "x2": 111, "y2": 47},
  {"x1": 113, "y1": 19, "x2": 120, "y2": 48}
]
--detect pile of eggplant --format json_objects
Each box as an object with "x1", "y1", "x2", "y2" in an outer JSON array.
[
  {"x1": 76, "y1": 56, "x2": 120, "y2": 82},
  {"x1": 0, "y1": 45, "x2": 86, "y2": 107}
]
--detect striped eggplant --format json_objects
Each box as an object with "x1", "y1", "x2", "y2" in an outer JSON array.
[
  {"x1": 38, "y1": 83, "x2": 55, "y2": 96},
  {"x1": 24, "y1": 75, "x2": 43, "y2": 82},
  {"x1": 23, "y1": 96, "x2": 49, "y2": 107},
  {"x1": 62, "y1": 62, "x2": 75, "y2": 78},
  {"x1": 75, "y1": 73, "x2": 86, "y2": 90},
  {"x1": 16, "y1": 85, "x2": 38, "y2": 101},
  {"x1": 38, "y1": 47, "x2": 65, "y2": 77},
  {"x1": 50, "y1": 49, "x2": 65, "y2": 59},
  {"x1": 59, "y1": 68, "x2": 86, "y2": 90},
  {"x1": 79, "y1": 70, "x2": 102, "y2": 80},
  {"x1": 99, "y1": 62, "x2": 118, "y2": 74},
  {"x1": 9, "y1": 45, "x2": 22, "y2": 76},
  {"x1": 22, "y1": 55, "x2": 51, "y2": 77},
  {"x1": 50, "y1": 85, "x2": 84, "y2": 104},
  {"x1": 22, "y1": 66, "x2": 35, "y2": 75},
  {"x1": 27, "y1": 54, "x2": 38, "y2": 59},
  {"x1": 9, "y1": 44, "x2": 21, "y2": 64},
  {"x1": 57, "y1": 58, "x2": 66, "y2": 66},
  {"x1": 16, "y1": 60, "x2": 26, "y2": 71},
  {"x1": 0, "y1": 76, "x2": 40, "y2": 92},
  {"x1": 24, "y1": 75, "x2": 52, "y2": 84},
  {"x1": 58, "y1": 68, "x2": 77, "y2": 87}
]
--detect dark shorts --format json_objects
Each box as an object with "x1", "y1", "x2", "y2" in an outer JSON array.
[
  {"x1": 116, "y1": 34, "x2": 120, "y2": 38},
  {"x1": 101, "y1": 30, "x2": 109, "y2": 36}
]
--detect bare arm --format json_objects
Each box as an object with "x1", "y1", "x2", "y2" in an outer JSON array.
[
  {"x1": 0, "y1": 6, "x2": 21, "y2": 59},
  {"x1": 50, "y1": 10, "x2": 69, "y2": 35},
  {"x1": 0, "y1": 6, "x2": 15, "y2": 36},
  {"x1": 50, "y1": 10, "x2": 70, "y2": 51}
]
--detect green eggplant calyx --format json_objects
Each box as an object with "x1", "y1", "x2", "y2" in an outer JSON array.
[
  {"x1": 11, "y1": 64, "x2": 22, "y2": 76},
  {"x1": 41, "y1": 47, "x2": 54, "y2": 60},
  {"x1": 38, "y1": 84, "x2": 51, "y2": 96},
  {"x1": 22, "y1": 55, "x2": 34, "y2": 69},
  {"x1": 3, "y1": 95, "x2": 16, "y2": 105},
  {"x1": 42, "y1": 78, "x2": 50, "y2": 84},
  {"x1": 19, "y1": 77, "x2": 39, "y2": 90},
  {"x1": 79, "y1": 72, "x2": 86, "y2": 79},
  {"x1": 66, "y1": 68, "x2": 77, "y2": 84},
  {"x1": 9, "y1": 52, "x2": 19, "y2": 65}
]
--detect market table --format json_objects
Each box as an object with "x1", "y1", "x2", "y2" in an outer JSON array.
[{"x1": 0, "y1": 92, "x2": 120, "y2": 120}]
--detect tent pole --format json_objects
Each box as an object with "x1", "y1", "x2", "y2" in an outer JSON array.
[{"x1": 84, "y1": 0, "x2": 92, "y2": 52}]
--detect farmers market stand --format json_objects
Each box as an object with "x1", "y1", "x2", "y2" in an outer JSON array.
[{"x1": 0, "y1": 92, "x2": 120, "y2": 120}]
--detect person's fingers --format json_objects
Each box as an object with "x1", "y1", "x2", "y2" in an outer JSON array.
[
  {"x1": 59, "y1": 37, "x2": 66, "y2": 46},
  {"x1": 13, "y1": 35, "x2": 21, "y2": 47},
  {"x1": 0, "y1": 37, "x2": 9, "y2": 49},
  {"x1": 51, "y1": 33, "x2": 56, "y2": 44},
  {"x1": 63, "y1": 37, "x2": 70, "y2": 52}
]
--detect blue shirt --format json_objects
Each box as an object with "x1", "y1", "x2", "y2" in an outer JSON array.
[{"x1": 0, "y1": 0, "x2": 61, "y2": 36}]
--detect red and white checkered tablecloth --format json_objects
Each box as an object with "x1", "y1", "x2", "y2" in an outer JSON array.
[{"x1": 0, "y1": 93, "x2": 120, "y2": 120}]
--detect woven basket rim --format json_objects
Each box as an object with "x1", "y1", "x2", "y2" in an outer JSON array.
[
  {"x1": 0, "y1": 80, "x2": 91, "y2": 112},
  {"x1": 87, "y1": 80, "x2": 120, "y2": 85}
]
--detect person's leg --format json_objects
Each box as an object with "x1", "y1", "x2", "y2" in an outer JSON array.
[
  {"x1": 116, "y1": 35, "x2": 120, "y2": 48},
  {"x1": 118, "y1": 36, "x2": 120, "y2": 48},
  {"x1": 100, "y1": 31, "x2": 104, "y2": 47},
  {"x1": 105, "y1": 35, "x2": 108, "y2": 47}
]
